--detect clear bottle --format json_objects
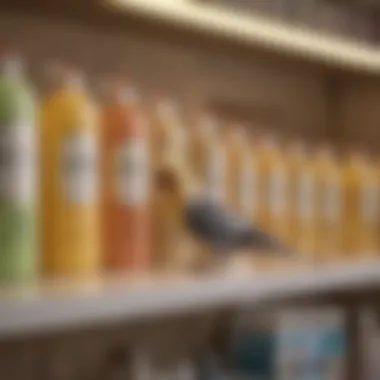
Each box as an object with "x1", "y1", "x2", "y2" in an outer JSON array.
[
  {"x1": 101, "y1": 81, "x2": 151, "y2": 272},
  {"x1": 0, "y1": 53, "x2": 37, "y2": 283},
  {"x1": 314, "y1": 145, "x2": 343, "y2": 262},
  {"x1": 41, "y1": 64, "x2": 99, "y2": 278}
]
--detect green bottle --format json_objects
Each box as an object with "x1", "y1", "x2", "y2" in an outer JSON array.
[{"x1": 0, "y1": 54, "x2": 36, "y2": 284}]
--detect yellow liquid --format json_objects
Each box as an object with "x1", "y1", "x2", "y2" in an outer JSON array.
[
  {"x1": 314, "y1": 149, "x2": 343, "y2": 262},
  {"x1": 342, "y1": 154, "x2": 379, "y2": 260},
  {"x1": 286, "y1": 144, "x2": 315, "y2": 259},
  {"x1": 257, "y1": 137, "x2": 287, "y2": 242},
  {"x1": 189, "y1": 117, "x2": 226, "y2": 204},
  {"x1": 151, "y1": 99, "x2": 187, "y2": 170},
  {"x1": 224, "y1": 126, "x2": 254, "y2": 217},
  {"x1": 41, "y1": 81, "x2": 99, "y2": 278}
]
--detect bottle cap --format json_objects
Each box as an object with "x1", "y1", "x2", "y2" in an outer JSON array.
[
  {"x1": 46, "y1": 61, "x2": 84, "y2": 88},
  {"x1": 0, "y1": 50, "x2": 23, "y2": 77},
  {"x1": 156, "y1": 97, "x2": 179, "y2": 120}
]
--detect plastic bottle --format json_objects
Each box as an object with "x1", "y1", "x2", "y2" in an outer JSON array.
[
  {"x1": 0, "y1": 53, "x2": 36, "y2": 283},
  {"x1": 101, "y1": 81, "x2": 151, "y2": 272},
  {"x1": 314, "y1": 145, "x2": 343, "y2": 262},
  {"x1": 189, "y1": 114, "x2": 226, "y2": 204},
  {"x1": 342, "y1": 151, "x2": 379, "y2": 259},
  {"x1": 286, "y1": 141, "x2": 316, "y2": 260},
  {"x1": 257, "y1": 134, "x2": 288, "y2": 243},
  {"x1": 225, "y1": 124, "x2": 257, "y2": 220},
  {"x1": 41, "y1": 64, "x2": 99, "y2": 278},
  {"x1": 150, "y1": 97, "x2": 188, "y2": 171}
]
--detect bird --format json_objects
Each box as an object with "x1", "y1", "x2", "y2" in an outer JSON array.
[{"x1": 153, "y1": 160, "x2": 289, "y2": 260}]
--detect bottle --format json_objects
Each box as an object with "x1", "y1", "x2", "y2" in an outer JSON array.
[
  {"x1": 189, "y1": 114, "x2": 226, "y2": 204},
  {"x1": 314, "y1": 145, "x2": 343, "y2": 262},
  {"x1": 0, "y1": 53, "x2": 36, "y2": 283},
  {"x1": 101, "y1": 81, "x2": 151, "y2": 272},
  {"x1": 41, "y1": 64, "x2": 99, "y2": 278},
  {"x1": 342, "y1": 151, "x2": 379, "y2": 259},
  {"x1": 257, "y1": 134, "x2": 287, "y2": 243},
  {"x1": 286, "y1": 141, "x2": 316, "y2": 260},
  {"x1": 150, "y1": 97, "x2": 188, "y2": 172},
  {"x1": 225, "y1": 124, "x2": 257, "y2": 220}
]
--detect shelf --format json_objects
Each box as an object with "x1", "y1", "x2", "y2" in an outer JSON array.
[
  {"x1": 106, "y1": 0, "x2": 380, "y2": 76},
  {"x1": 1, "y1": 260, "x2": 380, "y2": 338}
]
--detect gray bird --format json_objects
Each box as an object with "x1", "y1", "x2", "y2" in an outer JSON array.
[{"x1": 185, "y1": 197, "x2": 289, "y2": 255}]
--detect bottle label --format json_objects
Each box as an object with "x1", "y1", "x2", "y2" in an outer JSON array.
[
  {"x1": 239, "y1": 159, "x2": 257, "y2": 218},
  {"x1": 115, "y1": 139, "x2": 149, "y2": 205},
  {"x1": 268, "y1": 165, "x2": 286, "y2": 216},
  {"x1": 362, "y1": 180, "x2": 378, "y2": 223},
  {"x1": 61, "y1": 130, "x2": 97, "y2": 204},
  {"x1": 0, "y1": 124, "x2": 35, "y2": 206},
  {"x1": 324, "y1": 173, "x2": 341, "y2": 223},
  {"x1": 298, "y1": 169, "x2": 314, "y2": 221},
  {"x1": 206, "y1": 146, "x2": 225, "y2": 202}
]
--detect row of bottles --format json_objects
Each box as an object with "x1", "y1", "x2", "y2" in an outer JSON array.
[
  {"x1": 0, "y1": 55, "x2": 154, "y2": 284},
  {"x1": 1, "y1": 53, "x2": 379, "y2": 284},
  {"x1": 149, "y1": 100, "x2": 380, "y2": 264}
]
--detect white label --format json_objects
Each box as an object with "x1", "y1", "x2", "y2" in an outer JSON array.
[
  {"x1": 61, "y1": 130, "x2": 97, "y2": 204},
  {"x1": 0, "y1": 124, "x2": 35, "y2": 206},
  {"x1": 206, "y1": 146, "x2": 225, "y2": 202},
  {"x1": 298, "y1": 170, "x2": 314, "y2": 221},
  {"x1": 324, "y1": 173, "x2": 341, "y2": 223},
  {"x1": 362, "y1": 180, "x2": 378, "y2": 223},
  {"x1": 115, "y1": 139, "x2": 149, "y2": 205},
  {"x1": 239, "y1": 159, "x2": 257, "y2": 218},
  {"x1": 268, "y1": 165, "x2": 286, "y2": 216}
]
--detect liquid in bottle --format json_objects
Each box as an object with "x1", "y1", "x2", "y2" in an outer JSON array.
[
  {"x1": 189, "y1": 114, "x2": 226, "y2": 204},
  {"x1": 101, "y1": 82, "x2": 151, "y2": 272},
  {"x1": 286, "y1": 141, "x2": 316, "y2": 259},
  {"x1": 0, "y1": 53, "x2": 37, "y2": 283},
  {"x1": 41, "y1": 64, "x2": 99, "y2": 278},
  {"x1": 342, "y1": 151, "x2": 379, "y2": 259},
  {"x1": 314, "y1": 145, "x2": 343, "y2": 261},
  {"x1": 257, "y1": 134, "x2": 288, "y2": 242}
]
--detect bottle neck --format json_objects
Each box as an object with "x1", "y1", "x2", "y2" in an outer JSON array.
[{"x1": 0, "y1": 58, "x2": 23, "y2": 80}]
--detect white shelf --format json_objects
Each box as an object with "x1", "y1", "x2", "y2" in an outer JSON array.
[
  {"x1": 105, "y1": 0, "x2": 380, "y2": 75},
  {"x1": 1, "y1": 261, "x2": 380, "y2": 338}
]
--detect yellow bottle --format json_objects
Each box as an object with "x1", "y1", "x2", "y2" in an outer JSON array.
[
  {"x1": 189, "y1": 115, "x2": 226, "y2": 204},
  {"x1": 41, "y1": 66, "x2": 99, "y2": 278},
  {"x1": 150, "y1": 97, "x2": 187, "y2": 170},
  {"x1": 286, "y1": 141, "x2": 316, "y2": 259},
  {"x1": 314, "y1": 145, "x2": 343, "y2": 262},
  {"x1": 342, "y1": 151, "x2": 379, "y2": 260},
  {"x1": 224, "y1": 124, "x2": 256, "y2": 218},
  {"x1": 257, "y1": 134, "x2": 288, "y2": 242}
]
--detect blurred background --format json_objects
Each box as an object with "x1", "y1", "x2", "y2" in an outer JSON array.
[{"x1": 1, "y1": 0, "x2": 380, "y2": 379}]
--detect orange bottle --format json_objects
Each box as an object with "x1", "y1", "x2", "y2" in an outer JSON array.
[
  {"x1": 342, "y1": 151, "x2": 379, "y2": 259},
  {"x1": 101, "y1": 82, "x2": 151, "y2": 272},
  {"x1": 257, "y1": 134, "x2": 288, "y2": 242},
  {"x1": 314, "y1": 145, "x2": 343, "y2": 261}
]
